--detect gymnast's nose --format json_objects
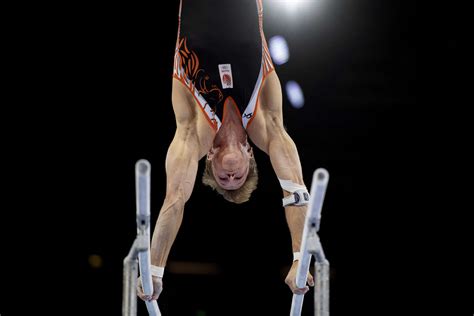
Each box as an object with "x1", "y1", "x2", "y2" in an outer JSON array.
[{"x1": 222, "y1": 152, "x2": 239, "y2": 169}]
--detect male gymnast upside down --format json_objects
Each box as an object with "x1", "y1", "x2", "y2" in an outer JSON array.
[{"x1": 138, "y1": 0, "x2": 314, "y2": 302}]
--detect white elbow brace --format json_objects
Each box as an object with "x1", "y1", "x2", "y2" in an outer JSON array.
[
  {"x1": 150, "y1": 265, "x2": 165, "y2": 278},
  {"x1": 279, "y1": 179, "x2": 310, "y2": 207}
]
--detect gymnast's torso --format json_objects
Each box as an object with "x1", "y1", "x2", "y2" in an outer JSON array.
[{"x1": 173, "y1": 0, "x2": 274, "y2": 132}]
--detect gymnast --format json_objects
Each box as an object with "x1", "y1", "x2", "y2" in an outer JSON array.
[{"x1": 137, "y1": 0, "x2": 314, "y2": 302}]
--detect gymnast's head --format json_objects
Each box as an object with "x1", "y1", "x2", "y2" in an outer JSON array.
[{"x1": 203, "y1": 140, "x2": 258, "y2": 203}]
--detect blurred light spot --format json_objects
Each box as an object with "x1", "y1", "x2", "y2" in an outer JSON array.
[
  {"x1": 269, "y1": 35, "x2": 289, "y2": 65},
  {"x1": 88, "y1": 254, "x2": 103, "y2": 269},
  {"x1": 286, "y1": 81, "x2": 305, "y2": 108}
]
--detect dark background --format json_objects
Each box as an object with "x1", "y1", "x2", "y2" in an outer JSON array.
[{"x1": 1, "y1": 0, "x2": 425, "y2": 315}]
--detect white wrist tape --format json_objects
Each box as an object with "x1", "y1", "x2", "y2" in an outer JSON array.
[
  {"x1": 293, "y1": 252, "x2": 301, "y2": 262},
  {"x1": 150, "y1": 265, "x2": 165, "y2": 278},
  {"x1": 279, "y1": 179, "x2": 310, "y2": 207}
]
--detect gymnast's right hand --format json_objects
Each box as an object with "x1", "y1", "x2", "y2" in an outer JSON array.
[{"x1": 137, "y1": 275, "x2": 163, "y2": 301}]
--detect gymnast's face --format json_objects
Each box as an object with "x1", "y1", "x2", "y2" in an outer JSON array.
[{"x1": 209, "y1": 142, "x2": 253, "y2": 190}]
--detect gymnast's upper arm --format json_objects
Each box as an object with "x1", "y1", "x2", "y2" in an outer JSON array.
[
  {"x1": 171, "y1": 78, "x2": 198, "y2": 127},
  {"x1": 164, "y1": 126, "x2": 200, "y2": 203}
]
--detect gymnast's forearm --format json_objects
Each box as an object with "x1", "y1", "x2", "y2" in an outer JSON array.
[
  {"x1": 150, "y1": 194, "x2": 185, "y2": 267},
  {"x1": 268, "y1": 129, "x2": 307, "y2": 253},
  {"x1": 285, "y1": 205, "x2": 307, "y2": 252},
  {"x1": 149, "y1": 127, "x2": 199, "y2": 268}
]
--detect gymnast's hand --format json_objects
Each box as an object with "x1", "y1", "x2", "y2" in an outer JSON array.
[
  {"x1": 137, "y1": 275, "x2": 163, "y2": 301},
  {"x1": 285, "y1": 260, "x2": 315, "y2": 295}
]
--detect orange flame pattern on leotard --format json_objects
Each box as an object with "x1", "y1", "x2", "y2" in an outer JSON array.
[{"x1": 174, "y1": 36, "x2": 224, "y2": 108}]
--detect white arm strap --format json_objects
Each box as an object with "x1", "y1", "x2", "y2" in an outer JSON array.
[{"x1": 279, "y1": 179, "x2": 310, "y2": 207}]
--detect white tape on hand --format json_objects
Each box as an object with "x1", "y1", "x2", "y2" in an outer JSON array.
[
  {"x1": 293, "y1": 252, "x2": 301, "y2": 262},
  {"x1": 150, "y1": 265, "x2": 165, "y2": 278}
]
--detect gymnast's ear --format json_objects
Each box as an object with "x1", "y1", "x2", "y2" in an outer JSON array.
[
  {"x1": 247, "y1": 146, "x2": 254, "y2": 159},
  {"x1": 244, "y1": 142, "x2": 253, "y2": 158},
  {"x1": 207, "y1": 147, "x2": 216, "y2": 160}
]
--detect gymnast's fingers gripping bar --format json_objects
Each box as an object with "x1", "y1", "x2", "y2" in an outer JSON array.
[
  {"x1": 290, "y1": 168, "x2": 330, "y2": 316},
  {"x1": 136, "y1": 160, "x2": 161, "y2": 316}
]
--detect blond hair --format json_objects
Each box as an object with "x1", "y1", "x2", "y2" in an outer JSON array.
[{"x1": 202, "y1": 156, "x2": 258, "y2": 204}]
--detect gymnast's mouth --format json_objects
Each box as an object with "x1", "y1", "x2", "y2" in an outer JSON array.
[{"x1": 216, "y1": 175, "x2": 246, "y2": 190}]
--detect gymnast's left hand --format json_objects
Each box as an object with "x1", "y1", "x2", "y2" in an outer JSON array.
[
  {"x1": 285, "y1": 260, "x2": 315, "y2": 295},
  {"x1": 137, "y1": 275, "x2": 163, "y2": 301}
]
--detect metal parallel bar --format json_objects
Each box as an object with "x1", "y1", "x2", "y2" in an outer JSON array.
[
  {"x1": 315, "y1": 259, "x2": 330, "y2": 316},
  {"x1": 290, "y1": 168, "x2": 330, "y2": 316},
  {"x1": 321, "y1": 260, "x2": 330, "y2": 316},
  {"x1": 123, "y1": 160, "x2": 161, "y2": 316},
  {"x1": 136, "y1": 160, "x2": 161, "y2": 316},
  {"x1": 295, "y1": 169, "x2": 329, "y2": 288},
  {"x1": 123, "y1": 241, "x2": 138, "y2": 316},
  {"x1": 123, "y1": 238, "x2": 147, "y2": 316},
  {"x1": 290, "y1": 289, "x2": 306, "y2": 315}
]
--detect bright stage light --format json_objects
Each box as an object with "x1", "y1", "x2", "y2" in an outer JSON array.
[
  {"x1": 267, "y1": 0, "x2": 317, "y2": 14},
  {"x1": 269, "y1": 35, "x2": 290, "y2": 65},
  {"x1": 286, "y1": 80, "x2": 305, "y2": 109}
]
